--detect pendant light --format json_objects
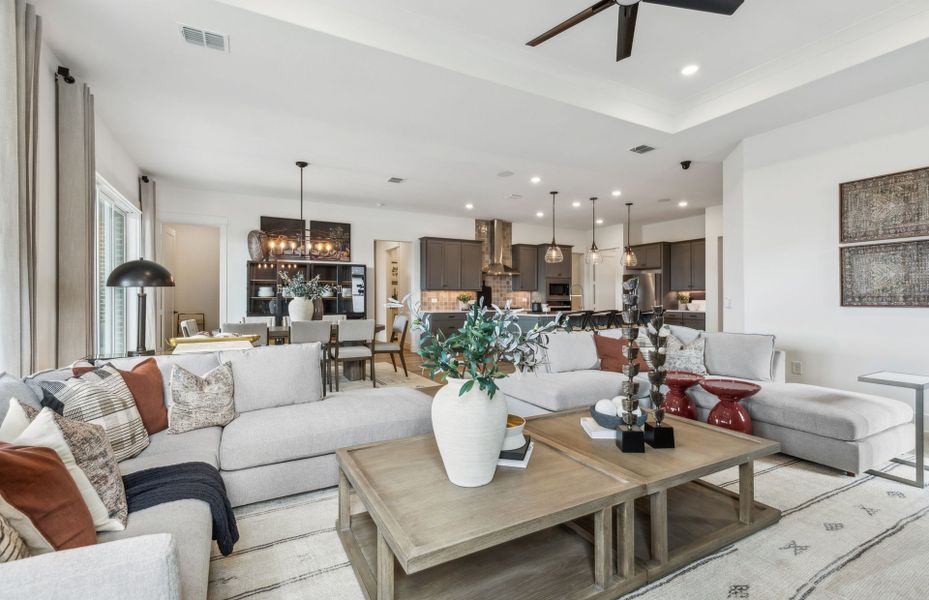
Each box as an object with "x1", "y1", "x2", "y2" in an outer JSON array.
[
  {"x1": 622, "y1": 202, "x2": 638, "y2": 268},
  {"x1": 544, "y1": 190, "x2": 564, "y2": 264},
  {"x1": 296, "y1": 161, "x2": 308, "y2": 256},
  {"x1": 585, "y1": 197, "x2": 602, "y2": 265}
]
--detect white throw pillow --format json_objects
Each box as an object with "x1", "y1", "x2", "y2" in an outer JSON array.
[
  {"x1": 3, "y1": 407, "x2": 122, "y2": 532},
  {"x1": 0, "y1": 398, "x2": 31, "y2": 441},
  {"x1": 703, "y1": 333, "x2": 776, "y2": 381},
  {"x1": 543, "y1": 331, "x2": 600, "y2": 373}
]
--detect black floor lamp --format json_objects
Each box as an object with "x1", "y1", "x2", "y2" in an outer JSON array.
[{"x1": 107, "y1": 258, "x2": 175, "y2": 356}]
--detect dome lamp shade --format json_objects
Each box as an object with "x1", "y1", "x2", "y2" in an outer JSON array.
[{"x1": 106, "y1": 258, "x2": 175, "y2": 356}]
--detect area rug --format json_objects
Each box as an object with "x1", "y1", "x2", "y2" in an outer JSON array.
[
  {"x1": 208, "y1": 455, "x2": 927, "y2": 600},
  {"x1": 331, "y1": 368, "x2": 438, "y2": 393}
]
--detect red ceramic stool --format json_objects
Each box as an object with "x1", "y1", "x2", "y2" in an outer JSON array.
[
  {"x1": 701, "y1": 379, "x2": 761, "y2": 435},
  {"x1": 664, "y1": 371, "x2": 704, "y2": 420}
]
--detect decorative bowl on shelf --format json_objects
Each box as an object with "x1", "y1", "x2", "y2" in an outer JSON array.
[{"x1": 257, "y1": 286, "x2": 274, "y2": 298}]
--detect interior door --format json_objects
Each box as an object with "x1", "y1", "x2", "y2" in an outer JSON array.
[
  {"x1": 159, "y1": 225, "x2": 177, "y2": 346},
  {"x1": 593, "y1": 250, "x2": 619, "y2": 311}
]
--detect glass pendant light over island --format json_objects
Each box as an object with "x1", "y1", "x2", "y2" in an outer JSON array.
[
  {"x1": 622, "y1": 201, "x2": 638, "y2": 268},
  {"x1": 585, "y1": 196, "x2": 602, "y2": 265},
  {"x1": 544, "y1": 190, "x2": 564, "y2": 264}
]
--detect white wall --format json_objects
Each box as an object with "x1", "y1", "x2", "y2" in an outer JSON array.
[
  {"x1": 722, "y1": 144, "x2": 746, "y2": 332},
  {"x1": 629, "y1": 214, "x2": 706, "y2": 245},
  {"x1": 723, "y1": 81, "x2": 929, "y2": 410},
  {"x1": 156, "y1": 182, "x2": 591, "y2": 324},
  {"x1": 95, "y1": 118, "x2": 139, "y2": 209},
  {"x1": 166, "y1": 223, "x2": 220, "y2": 332},
  {"x1": 704, "y1": 205, "x2": 723, "y2": 332}
]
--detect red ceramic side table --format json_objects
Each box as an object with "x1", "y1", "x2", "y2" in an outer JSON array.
[
  {"x1": 664, "y1": 372, "x2": 704, "y2": 420},
  {"x1": 701, "y1": 379, "x2": 761, "y2": 435}
]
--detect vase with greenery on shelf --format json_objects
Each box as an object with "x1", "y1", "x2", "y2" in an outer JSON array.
[
  {"x1": 281, "y1": 271, "x2": 331, "y2": 321},
  {"x1": 404, "y1": 295, "x2": 564, "y2": 487}
]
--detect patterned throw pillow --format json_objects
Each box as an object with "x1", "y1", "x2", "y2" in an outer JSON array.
[
  {"x1": 18, "y1": 402, "x2": 127, "y2": 529},
  {"x1": 666, "y1": 334, "x2": 708, "y2": 376},
  {"x1": 0, "y1": 513, "x2": 30, "y2": 562},
  {"x1": 39, "y1": 366, "x2": 149, "y2": 461},
  {"x1": 169, "y1": 363, "x2": 237, "y2": 434}
]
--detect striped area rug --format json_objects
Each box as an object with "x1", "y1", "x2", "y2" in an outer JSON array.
[{"x1": 208, "y1": 455, "x2": 928, "y2": 600}]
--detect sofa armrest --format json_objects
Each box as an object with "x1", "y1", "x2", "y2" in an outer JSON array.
[
  {"x1": 0, "y1": 534, "x2": 181, "y2": 600},
  {"x1": 771, "y1": 350, "x2": 787, "y2": 383}
]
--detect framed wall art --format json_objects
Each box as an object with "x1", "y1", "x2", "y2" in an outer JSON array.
[
  {"x1": 308, "y1": 221, "x2": 351, "y2": 262},
  {"x1": 839, "y1": 166, "x2": 929, "y2": 243},
  {"x1": 840, "y1": 240, "x2": 929, "y2": 307}
]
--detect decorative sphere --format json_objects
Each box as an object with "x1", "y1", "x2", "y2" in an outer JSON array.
[{"x1": 594, "y1": 399, "x2": 616, "y2": 416}]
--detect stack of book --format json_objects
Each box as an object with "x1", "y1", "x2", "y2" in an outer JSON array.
[
  {"x1": 580, "y1": 417, "x2": 617, "y2": 440},
  {"x1": 497, "y1": 436, "x2": 533, "y2": 468}
]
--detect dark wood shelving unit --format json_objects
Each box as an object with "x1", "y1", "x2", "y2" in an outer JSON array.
[{"x1": 246, "y1": 261, "x2": 367, "y2": 324}]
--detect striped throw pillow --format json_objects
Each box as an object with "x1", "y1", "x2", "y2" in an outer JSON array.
[
  {"x1": 39, "y1": 366, "x2": 149, "y2": 461},
  {"x1": 0, "y1": 513, "x2": 30, "y2": 562}
]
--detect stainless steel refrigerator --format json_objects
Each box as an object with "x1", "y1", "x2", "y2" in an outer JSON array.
[{"x1": 622, "y1": 271, "x2": 662, "y2": 317}]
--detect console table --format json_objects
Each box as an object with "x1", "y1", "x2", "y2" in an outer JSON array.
[{"x1": 859, "y1": 371, "x2": 928, "y2": 488}]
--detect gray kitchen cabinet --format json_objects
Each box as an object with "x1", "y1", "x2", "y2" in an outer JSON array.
[
  {"x1": 419, "y1": 238, "x2": 483, "y2": 291},
  {"x1": 539, "y1": 244, "x2": 573, "y2": 279},
  {"x1": 427, "y1": 312, "x2": 466, "y2": 337},
  {"x1": 511, "y1": 244, "x2": 538, "y2": 291},
  {"x1": 628, "y1": 243, "x2": 665, "y2": 270},
  {"x1": 682, "y1": 312, "x2": 706, "y2": 331},
  {"x1": 669, "y1": 239, "x2": 706, "y2": 291}
]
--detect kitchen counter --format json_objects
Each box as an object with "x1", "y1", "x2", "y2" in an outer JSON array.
[{"x1": 664, "y1": 309, "x2": 706, "y2": 314}]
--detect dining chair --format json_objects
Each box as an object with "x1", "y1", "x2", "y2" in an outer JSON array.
[
  {"x1": 242, "y1": 316, "x2": 274, "y2": 326},
  {"x1": 179, "y1": 319, "x2": 199, "y2": 337},
  {"x1": 589, "y1": 310, "x2": 618, "y2": 330},
  {"x1": 322, "y1": 314, "x2": 347, "y2": 323},
  {"x1": 563, "y1": 310, "x2": 592, "y2": 331},
  {"x1": 374, "y1": 315, "x2": 409, "y2": 377},
  {"x1": 221, "y1": 322, "x2": 268, "y2": 346},
  {"x1": 290, "y1": 320, "x2": 333, "y2": 397},
  {"x1": 329, "y1": 319, "x2": 375, "y2": 391}
]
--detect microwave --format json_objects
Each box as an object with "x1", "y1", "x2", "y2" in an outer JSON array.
[{"x1": 547, "y1": 280, "x2": 571, "y2": 298}]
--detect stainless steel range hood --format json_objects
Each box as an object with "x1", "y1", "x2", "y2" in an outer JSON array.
[{"x1": 477, "y1": 219, "x2": 519, "y2": 276}]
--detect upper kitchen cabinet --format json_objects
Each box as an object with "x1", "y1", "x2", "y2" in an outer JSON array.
[
  {"x1": 669, "y1": 238, "x2": 706, "y2": 291},
  {"x1": 420, "y1": 238, "x2": 483, "y2": 290},
  {"x1": 511, "y1": 244, "x2": 538, "y2": 291},
  {"x1": 627, "y1": 243, "x2": 666, "y2": 270},
  {"x1": 539, "y1": 244, "x2": 573, "y2": 279}
]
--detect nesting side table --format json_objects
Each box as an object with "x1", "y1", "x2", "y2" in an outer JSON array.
[{"x1": 859, "y1": 371, "x2": 928, "y2": 489}]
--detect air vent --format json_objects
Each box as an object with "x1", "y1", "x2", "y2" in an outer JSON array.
[
  {"x1": 178, "y1": 24, "x2": 229, "y2": 53},
  {"x1": 387, "y1": 177, "x2": 405, "y2": 184},
  {"x1": 629, "y1": 144, "x2": 656, "y2": 154},
  {"x1": 657, "y1": 198, "x2": 672, "y2": 203},
  {"x1": 497, "y1": 170, "x2": 514, "y2": 178},
  {"x1": 507, "y1": 193, "x2": 523, "y2": 200}
]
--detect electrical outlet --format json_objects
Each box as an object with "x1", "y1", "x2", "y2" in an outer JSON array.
[{"x1": 791, "y1": 361, "x2": 803, "y2": 376}]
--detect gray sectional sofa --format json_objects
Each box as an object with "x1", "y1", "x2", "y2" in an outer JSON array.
[
  {"x1": 0, "y1": 343, "x2": 434, "y2": 599},
  {"x1": 500, "y1": 328, "x2": 914, "y2": 476}
]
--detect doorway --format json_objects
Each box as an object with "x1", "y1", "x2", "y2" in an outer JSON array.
[
  {"x1": 163, "y1": 223, "x2": 221, "y2": 337},
  {"x1": 374, "y1": 240, "x2": 413, "y2": 344}
]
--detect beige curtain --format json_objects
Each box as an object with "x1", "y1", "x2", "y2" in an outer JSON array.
[
  {"x1": 139, "y1": 175, "x2": 158, "y2": 349},
  {"x1": 0, "y1": 1, "x2": 41, "y2": 377},
  {"x1": 55, "y1": 72, "x2": 95, "y2": 365}
]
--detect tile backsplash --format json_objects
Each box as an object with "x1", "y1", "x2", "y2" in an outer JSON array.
[
  {"x1": 484, "y1": 274, "x2": 529, "y2": 309},
  {"x1": 420, "y1": 290, "x2": 476, "y2": 311}
]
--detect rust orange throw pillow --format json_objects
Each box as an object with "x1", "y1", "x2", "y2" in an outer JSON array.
[
  {"x1": 594, "y1": 335, "x2": 650, "y2": 373},
  {"x1": 73, "y1": 358, "x2": 167, "y2": 434},
  {"x1": 0, "y1": 443, "x2": 97, "y2": 553}
]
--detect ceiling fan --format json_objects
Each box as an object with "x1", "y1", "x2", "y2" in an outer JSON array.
[{"x1": 526, "y1": 0, "x2": 744, "y2": 62}]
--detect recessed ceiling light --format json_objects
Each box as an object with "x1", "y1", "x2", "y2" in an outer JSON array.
[
  {"x1": 530, "y1": 176, "x2": 541, "y2": 184},
  {"x1": 535, "y1": 211, "x2": 544, "y2": 218},
  {"x1": 465, "y1": 203, "x2": 474, "y2": 210},
  {"x1": 678, "y1": 200, "x2": 688, "y2": 207},
  {"x1": 611, "y1": 190, "x2": 622, "y2": 197},
  {"x1": 681, "y1": 64, "x2": 700, "y2": 77},
  {"x1": 596, "y1": 218, "x2": 604, "y2": 225},
  {"x1": 572, "y1": 201, "x2": 581, "y2": 208}
]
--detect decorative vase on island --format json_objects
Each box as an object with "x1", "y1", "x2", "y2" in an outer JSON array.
[
  {"x1": 288, "y1": 296, "x2": 313, "y2": 322},
  {"x1": 431, "y1": 378, "x2": 507, "y2": 487}
]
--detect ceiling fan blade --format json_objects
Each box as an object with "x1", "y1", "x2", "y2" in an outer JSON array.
[
  {"x1": 526, "y1": 0, "x2": 615, "y2": 47},
  {"x1": 616, "y1": 3, "x2": 639, "y2": 62},
  {"x1": 643, "y1": 0, "x2": 744, "y2": 16}
]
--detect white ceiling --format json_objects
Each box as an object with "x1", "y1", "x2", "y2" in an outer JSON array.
[{"x1": 34, "y1": 0, "x2": 929, "y2": 228}]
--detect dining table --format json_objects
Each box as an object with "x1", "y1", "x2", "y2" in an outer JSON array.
[{"x1": 269, "y1": 322, "x2": 386, "y2": 381}]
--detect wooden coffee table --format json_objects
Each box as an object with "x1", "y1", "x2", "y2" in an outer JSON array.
[
  {"x1": 337, "y1": 435, "x2": 646, "y2": 600},
  {"x1": 526, "y1": 410, "x2": 781, "y2": 579}
]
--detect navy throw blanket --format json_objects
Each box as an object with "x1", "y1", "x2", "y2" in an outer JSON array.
[{"x1": 123, "y1": 461, "x2": 239, "y2": 555}]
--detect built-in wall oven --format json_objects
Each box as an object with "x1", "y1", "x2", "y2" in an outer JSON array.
[{"x1": 546, "y1": 279, "x2": 572, "y2": 311}]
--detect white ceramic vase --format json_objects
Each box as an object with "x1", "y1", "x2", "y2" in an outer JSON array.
[
  {"x1": 288, "y1": 297, "x2": 314, "y2": 322},
  {"x1": 431, "y1": 378, "x2": 507, "y2": 487}
]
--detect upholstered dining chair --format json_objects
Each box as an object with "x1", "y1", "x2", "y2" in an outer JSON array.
[
  {"x1": 374, "y1": 314, "x2": 409, "y2": 377},
  {"x1": 329, "y1": 319, "x2": 375, "y2": 392},
  {"x1": 242, "y1": 316, "x2": 274, "y2": 326},
  {"x1": 179, "y1": 319, "x2": 199, "y2": 337},
  {"x1": 290, "y1": 320, "x2": 333, "y2": 397},
  {"x1": 221, "y1": 322, "x2": 268, "y2": 346},
  {"x1": 322, "y1": 314, "x2": 347, "y2": 323}
]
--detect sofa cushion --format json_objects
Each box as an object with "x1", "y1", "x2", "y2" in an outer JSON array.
[
  {"x1": 704, "y1": 332, "x2": 776, "y2": 382},
  {"x1": 593, "y1": 335, "x2": 649, "y2": 373},
  {"x1": 690, "y1": 381, "x2": 913, "y2": 441},
  {"x1": 106, "y1": 353, "x2": 222, "y2": 407},
  {"x1": 220, "y1": 388, "x2": 432, "y2": 471},
  {"x1": 219, "y1": 344, "x2": 323, "y2": 412},
  {"x1": 543, "y1": 331, "x2": 599, "y2": 373},
  {"x1": 0, "y1": 373, "x2": 40, "y2": 420},
  {"x1": 168, "y1": 364, "x2": 237, "y2": 434},
  {"x1": 98, "y1": 499, "x2": 212, "y2": 600},
  {"x1": 666, "y1": 335, "x2": 707, "y2": 376},
  {"x1": 118, "y1": 427, "x2": 222, "y2": 476},
  {"x1": 497, "y1": 370, "x2": 651, "y2": 413},
  {"x1": 79, "y1": 359, "x2": 168, "y2": 435},
  {"x1": 667, "y1": 325, "x2": 702, "y2": 345}
]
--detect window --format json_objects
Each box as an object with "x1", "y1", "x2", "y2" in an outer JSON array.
[{"x1": 95, "y1": 176, "x2": 141, "y2": 356}]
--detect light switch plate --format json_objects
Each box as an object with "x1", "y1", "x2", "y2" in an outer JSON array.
[{"x1": 791, "y1": 361, "x2": 803, "y2": 375}]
